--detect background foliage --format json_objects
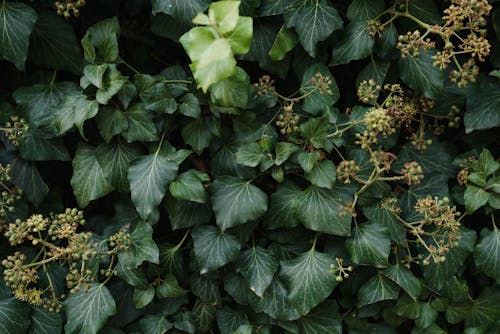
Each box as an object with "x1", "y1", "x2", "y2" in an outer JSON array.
[{"x1": 0, "y1": 0, "x2": 499, "y2": 333}]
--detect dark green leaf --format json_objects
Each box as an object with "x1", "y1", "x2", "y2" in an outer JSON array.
[
  {"x1": 235, "y1": 142, "x2": 265, "y2": 167},
  {"x1": 84, "y1": 17, "x2": 120, "y2": 62},
  {"x1": 30, "y1": 306, "x2": 63, "y2": 334},
  {"x1": 346, "y1": 221, "x2": 391, "y2": 268},
  {"x1": 122, "y1": 104, "x2": 158, "y2": 143},
  {"x1": 18, "y1": 129, "x2": 70, "y2": 161},
  {"x1": 464, "y1": 185, "x2": 489, "y2": 214},
  {"x1": 179, "y1": 93, "x2": 201, "y2": 119},
  {"x1": 95, "y1": 106, "x2": 129, "y2": 143},
  {"x1": 300, "y1": 64, "x2": 340, "y2": 115},
  {"x1": 254, "y1": 276, "x2": 301, "y2": 321},
  {"x1": 398, "y1": 50, "x2": 445, "y2": 99},
  {"x1": 306, "y1": 160, "x2": 336, "y2": 189},
  {"x1": 164, "y1": 195, "x2": 212, "y2": 230},
  {"x1": 151, "y1": 0, "x2": 210, "y2": 23},
  {"x1": 346, "y1": 0, "x2": 385, "y2": 22},
  {"x1": 330, "y1": 22, "x2": 374, "y2": 66},
  {"x1": 192, "y1": 300, "x2": 216, "y2": 332},
  {"x1": 263, "y1": 181, "x2": 301, "y2": 229},
  {"x1": 216, "y1": 308, "x2": 250, "y2": 334},
  {"x1": 474, "y1": 227, "x2": 500, "y2": 284},
  {"x1": 133, "y1": 286, "x2": 155, "y2": 309},
  {"x1": 297, "y1": 300, "x2": 342, "y2": 334},
  {"x1": 0, "y1": 297, "x2": 31, "y2": 334},
  {"x1": 465, "y1": 84, "x2": 500, "y2": 133},
  {"x1": 358, "y1": 272, "x2": 400, "y2": 307},
  {"x1": 135, "y1": 74, "x2": 177, "y2": 114},
  {"x1": 237, "y1": 246, "x2": 279, "y2": 297},
  {"x1": 382, "y1": 265, "x2": 423, "y2": 300},
  {"x1": 118, "y1": 221, "x2": 159, "y2": 269},
  {"x1": 156, "y1": 274, "x2": 187, "y2": 298},
  {"x1": 169, "y1": 169, "x2": 209, "y2": 203},
  {"x1": 182, "y1": 118, "x2": 214, "y2": 155}
]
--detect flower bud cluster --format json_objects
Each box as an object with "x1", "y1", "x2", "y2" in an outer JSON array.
[
  {"x1": 54, "y1": 0, "x2": 86, "y2": 18},
  {"x1": 0, "y1": 164, "x2": 22, "y2": 232},
  {"x1": 253, "y1": 75, "x2": 276, "y2": 96},
  {"x1": 357, "y1": 79, "x2": 381, "y2": 104},
  {"x1": 363, "y1": 107, "x2": 396, "y2": 139},
  {"x1": 2, "y1": 116, "x2": 29, "y2": 146},
  {"x1": 371, "y1": 150, "x2": 397, "y2": 172},
  {"x1": 276, "y1": 103, "x2": 300, "y2": 135},
  {"x1": 397, "y1": 31, "x2": 435, "y2": 58},
  {"x1": 309, "y1": 72, "x2": 334, "y2": 96},
  {"x1": 336, "y1": 160, "x2": 361, "y2": 184},
  {"x1": 401, "y1": 161, "x2": 424, "y2": 186},
  {"x1": 329, "y1": 257, "x2": 353, "y2": 282}
]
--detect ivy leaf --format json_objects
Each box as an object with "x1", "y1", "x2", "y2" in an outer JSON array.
[
  {"x1": 306, "y1": 160, "x2": 336, "y2": 189},
  {"x1": 473, "y1": 148, "x2": 500, "y2": 177},
  {"x1": 96, "y1": 139, "x2": 140, "y2": 192},
  {"x1": 363, "y1": 201, "x2": 406, "y2": 246},
  {"x1": 84, "y1": 17, "x2": 120, "y2": 62},
  {"x1": 122, "y1": 104, "x2": 159, "y2": 143},
  {"x1": 179, "y1": 93, "x2": 201, "y2": 119},
  {"x1": 71, "y1": 144, "x2": 115, "y2": 208},
  {"x1": 269, "y1": 25, "x2": 298, "y2": 61},
  {"x1": 118, "y1": 221, "x2": 160, "y2": 269},
  {"x1": 169, "y1": 169, "x2": 210, "y2": 204},
  {"x1": 182, "y1": 118, "x2": 215, "y2": 155},
  {"x1": 465, "y1": 84, "x2": 500, "y2": 133},
  {"x1": 131, "y1": 314, "x2": 173, "y2": 334},
  {"x1": 382, "y1": 265, "x2": 423, "y2": 300},
  {"x1": 300, "y1": 64, "x2": 340, "y2": 115},
  {"x1": 298, "y1": 151, "x2": 321, "y2": 174},
  {"x1": 134, "y1": 74, "x2": 177, "y2": 114},
  {"x1": 358, "y1": 272, "x2": 400, "y2": 307},
  {"x1": 29, "y1": 11, "x2": 82, "y2": 74},
  {"x1": 275, "y1": 142, "x2": 300, "y2": 165},
  {"x1": 209, "y1": 67, "x2": 251, "y2": 109},
  {"x1": 297, "y1": 300, "x2": 342, "y2": 334},
  {"x1": 133, "y1": 287, "x2": 155, "y2": 309},
  {"x1": 464, "y1": 185, "x2": 489, "y2": 214},
  {"x1": 408, "y1": 0, "x2": 442, "y2": 25},
  {"x1": 280, "y1": 249, "x2": 337, "y2": 315},
  {"x1": 211, "y1": 176, "x2": 268, "y2": 231},
  {"x1": 0, "y1": 297, "x2": 32, "y2": 334},
  {"x1": 258, "y1": 0, "x2": 288, "y2": 16},
  {"x1": 237, "y1": 246, "x2": 279, "y2": 297},
  {"x1": 191, "y1": 225, "x2": 241, "y2": 273},
  {"x1": 30, "y1": 306, "x2": 63, "y2": 334},
  {"x1": 18, "y1": 129, "x2": 70, "y2": 161},
  {"x1": 192, "y1": 300, "x2": 216, "y2": 332},
  {"x1": 415, "y1": 303, "x2": 438, "y2": 329},
  {"x1": 284, "y1": 0, "x2": 343, "y2": 57},
  {"x1": 474, "y1": 227, "x2": 500, "y2": 284},
  {"x1": 226, "y1": 16, "x2": 253, "y2": 54},
  {"x1": 164, "y1": 196, "x2": 212, "y2": 230},
  {"x1": 216, "y1": 308, "x2": 250, "y2": 334},
  {"x1": 151, "y1": 0, "x2": 210, "y2": 23},
  {"x1": 254, "y1": 276, "x2": 301, "y2": 321},
  {"x1": 208, "y1": 1, "x2": 240, "y2": 34},
  {"x1": 346, "y1": 0, "x2": 385, "y2": 22},
  {"x1": 156, "y1": 274, "x2": 187, "y2": 298},
  {"x1": 346, "y1": 221, "x2": 391, "y2": 268},
  {"x1": 295, "y1": 185, "x2": 352, "y2": 236},
  {"x1": 263, "y1": 181, "x2": 301, "y2": 229},
  {"x1": 235, "y1": 142, "x2": 265, "y2": 167},
  {"x1": 398, "y1": 50, "x2": 445, "y2": 99},
  {"x1": 0, "y1": 2, "x2": 37, "y2": 70},
  {"x1": 300, "y1": 117, "x2": 331, "y2": 149},
  {"x1": 64, "y1": 283, "x2": 116, "y2": 334},
  {"x1": 330, "y1": 21, "x2": 375, "y2": 66},
  {"x1": 95, "y1": 106, "x2": 129, "y2": 144}
]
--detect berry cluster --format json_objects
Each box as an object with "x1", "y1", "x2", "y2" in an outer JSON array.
[
  {"x1": 401, "y1": 161, "x2": 425, "y2": 186},
  {"x1": 54, "y1": 0, "x2": 86, "y2": 18},
  {"x1": 336, "y1": 160, "x2": 361, "y2": 184},
  {"x1": 0, "y1": 164, "x2": 22, "y2": 232},
  {"x1": 1, "y1": 115, "x2": 29, "y2": 146},
  {"x1": 276, "y1": 103, "x2": 300, "y2": 135},
  {"x1": 329, "y1": 257, "x2": 353, "y2": 282}
]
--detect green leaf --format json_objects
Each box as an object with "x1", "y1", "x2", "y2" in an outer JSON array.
[
  {"x1": 306, "y1": 160, "x2": 336, "y2": 189},
  {"x1": 151, "y1": 0, "x2": 210, "y2": 23},
  {"x1": 209, "y1": 0, "x2": 241, "y2": 34},
  {"x1": 408, "y1": 0, "x2": 442, "y2": 25},
  {"x1": 226, "y1": 16, "x2": 253, "y2": 54},
  {"x1": 346, "y1": 0, "x2": 385, "y2": 22},
  {"x1": 474, "y1": 148, "x2": 500, "y2": 177},
  {"x1": 118, "y1": 221, "x2": 160, "y2": 268},
  {"x1": 164, "y1": 196, "x2": 212, "y2": 230},
  {"x1": 297, "y1": 300, "x2": 342, "y2": 334},
  {"x1": 416, "y1": 303, "x2": 439, "y2": 329},
  {"x1": 216, "y1": 308, "x2": 250, "y2": 334},
  {"x1": 156, "y1": 274, "x2": 187, "y2": 298},
  {"x1": 464, "y1": 185, "x2": 489, "y2": 214},
  {"x1": 465, "y1": 83, "x2": 500, "y2": 133},
  {"x1": 191, "y1": 225, "x2": 241, "y2": 273},
  {"x1": 122, "y1": 104, "x2": 159, "y2": 143},
  {"x1": 284, "y1": 0, "x2": 343, "y2": 57},
  {"x1": 211, "y1": 176, "x2": 268, "y2": 230},
  {"x1": 132, "y1": 314, "x2": 173, "y2": 334},
  {"x1": 18, "y1": 129, "x2": 70, "y2": 161},
  {"x1": 0, "y1": 297, "x2": 31, "y2": 334},
  {"x1": 182, "y1": 118, "x2": 215, "y2": 155},
  {"x1": 363, "y1": 201, "x2": 406, "y2": 245},
  {"x1": 300, "y1": 64, "x2": 340, "y2": 115},
  {"x1": 263, "y1": 181, "x2": 301, "y2": 229},
  {"x1": 128, "y1": 151, "x2": 178, "y2": 220},
  {"x1": 298, "y1": 151, "x2": 321, "y2": 174},
  {"x1": 71, "y1": 144, "x2": 115, "y2": 208},
  {"x1": 269, "y1": 25, "x2": 298, "y2": 61},
  {"x1": 330, "y1": 21, "x2": 374, "y2": 66},
  {"x1": 358, "y1": 272, "x2": 400, "y2": 307},
  {"x1": 235, "y1": 142, "x2": 265, "y2": 167},
  {"x1": 95, "y1": 106, "x2": 128, "y2": 143},
  {"x1": 30, "y1": 306, "x2": 63, "y2": 334},
  {"x1": 275, "y1": 142, "x2": 300, "y2": 165},
  {"x1": 96, "y1": 139, "x2": 140, "y2": 192},
  {"x1": 280, "y1": 249, "x2": 338, "y2": 315},
  {"x1": 179, "y1": 93, "x2": 201, "y2": 118},
  {"x1": 382, "y1": 265, "x2": 423, "y2": 300},
  {"x1": 84, "y1": 17, "x2": 120, "y2": 62},
  {"x1": 398, "y1": 50, "x2": 445, "y2": 99},
  {"x1": 346, "y1": 221, "x2": 391, "y2": 268},
  {"x1": 237, "y1": 246, "x2": 279, "y2": 297},
  {"x1": 134, "y1": 74, "x2": 177, "y2": 114},
  {"x1": 295, "y1": 185, "x2": 352, "y2": 236},
  {"x1": 192, "y1": 300, "x2": 216, "y2": 332},
  {"x1": 0, "y1": 2, "x2": 37, "y2": 70},
  {"x1": 133, "y1": 286, "x2": 155, "y2": 309},
  {"x1": 209, "y1": 67, "x2": 250, "y2": 108},
  {"x1": 474, "y1": 227, "x2": 500, "y2": 284},
  {"x1": 300, "y1": 117, "x2": 331, "y2": 149},
  {"x1": 169, "y1": 169, "x2": 209, "y2": 203},
  {"x1": 29, "y1": 11, "x2": 82, "y2": 74},
  {"x1": 254, "y1": 276, "x2": 301, "y2": 321},
  {"x1": 64, "y1": 283, "x2": 116, "y2": 334}
]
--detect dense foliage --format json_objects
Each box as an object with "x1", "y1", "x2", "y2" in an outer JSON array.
[{"x1": 0, "y1": 0, "x2": 499, "y2": 333}]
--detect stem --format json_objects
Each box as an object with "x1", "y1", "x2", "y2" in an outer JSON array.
[
  {"x1": 162, "y1": 79, "x2": 192, "y2": 84},
  {"x1": 174, "y1": 228, "x2": 192, "y2": 251},
  {"x1": 311, "y1": 233, "x2": 319, "y2": 254},
  {"x1": 155, "y1": 133, "x2": 166, "y2": 156},
  {"x1": 121, "y1": 60, "x2": 141, "y2": 75}
]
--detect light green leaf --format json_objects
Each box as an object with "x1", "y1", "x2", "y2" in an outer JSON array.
[
  {"x1": 284, "y1": 0, "x2": 343, "y2": 57},
  {"x1": 191, "y1": 225, "x2": 241, "y2": 273},
  {"x1": 122, "y1": 104, "x2": 158, "y2": 143},
  {"x1": 263, "y1": 181, "x2": 301, "y2": 229},
  {"x1": 474, "y1": 227, "x2": 500, "y2": 284},
  {"x1": 209, "y1": 67, "x2": 250, "y2": 108},
  {"x1": 0, "y1": 2, "x2": 37, "y2": 70},
  {"x1": 346, "y1": 221, "x2": 391, "y2": 268},
  {"x1": 71, "y1": 144, "x2": 115, "y2": 208},
  {"x1": 346, "y1": 0, "x2": 385, "y2": 22},
  {"x1": 169, "y1": 169, "x2": 209, "y2": 203},
  {"x1": 275, "y1": 142, "x2": 300, "y2": 165},
  {"x1": 254, "y1": 276, "x2": 301, "y2": 321},
  {"x1": 64, "y1": 284, "x2": 116, "y2": 334},
  {"x1": 118, "y1": 221, "x2": 160, "y2": 268},
  {"x1": 226, "y1": 16, "x2": 253, "y2": 54},
  {"x1": 300, "y1": 64, "x2": 340, "y2": 115},
  {"x1": 269, "y1": 25, "x2": 298, "y2": 61},
  {"x1": 474, "y1": 148, "x2": 500, "y2": 177},
  {"x1": 358, "y1": 272, "x2": 400, "y2": 307},
  {"x1": 295, "y1": 185, "x2": 352, "y2": 236},
  {"x1": 382, "y1": 265, "x2": 423, "y2": 300},
  {"x1": 95, "y1": 106, "x2": 129, "y2": 143},
  {"x1": 330, "y1": 21, "x2": 374, "y2": 66},
  {"x1": 29, "y1": 11, "x2": 82, "y2": 74},
  {"x1": 128, "y1": 151, "x2": 178, "y2": 220},
  {"x1": 465, "y1": 83, "x2": 500, "y2": 133},
  {"x1": 0, "y1": 298, "x2": 31, "y2": 334},
  {"x1": 235, "y1": 142, "x2": 265, "y2": 167},
  {"x1": 464, "y1": 185, "x2": 489, "y2": 214},
  {"x1": 280, "y1": 249, "x2": 338, "y2": 315},
  {"x1": 398, "y1": 50, "x2": 445, "y2": 99},
  {"x1": 30, "y1": 306, "x2": 63, "y2": 334},
  {"x1": 133, "y1": 286, "x2": 155, "y2": 309},
  {"x1": 306, "y1": 160, "x2": 336, "y2": 189},
  {"x1": 151, "y1": 0, "x2": 210, "y2": 23},
  {"x1": 209, "y1": 0, "x2": 241, "y2": 34},
  {"x1": 237, "y1": 246, "x2": 279, "y2": 297},
  {"x1": 297, "y1": 300, "x2": 342, "y2": 334},
  {"x1": 211, "y1": 176, "x2": 268, "y2": 230},
  {"x1": 156, "y1": 274, "x2": 187, "y2": 298}
]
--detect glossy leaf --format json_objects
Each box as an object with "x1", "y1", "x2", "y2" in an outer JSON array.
[
  {"x1": 237, "y1": 246, "x2": 279, "y2": 297},
  {"x1": 346, "y1": 221, "x2": 391, "y2": 268}
]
